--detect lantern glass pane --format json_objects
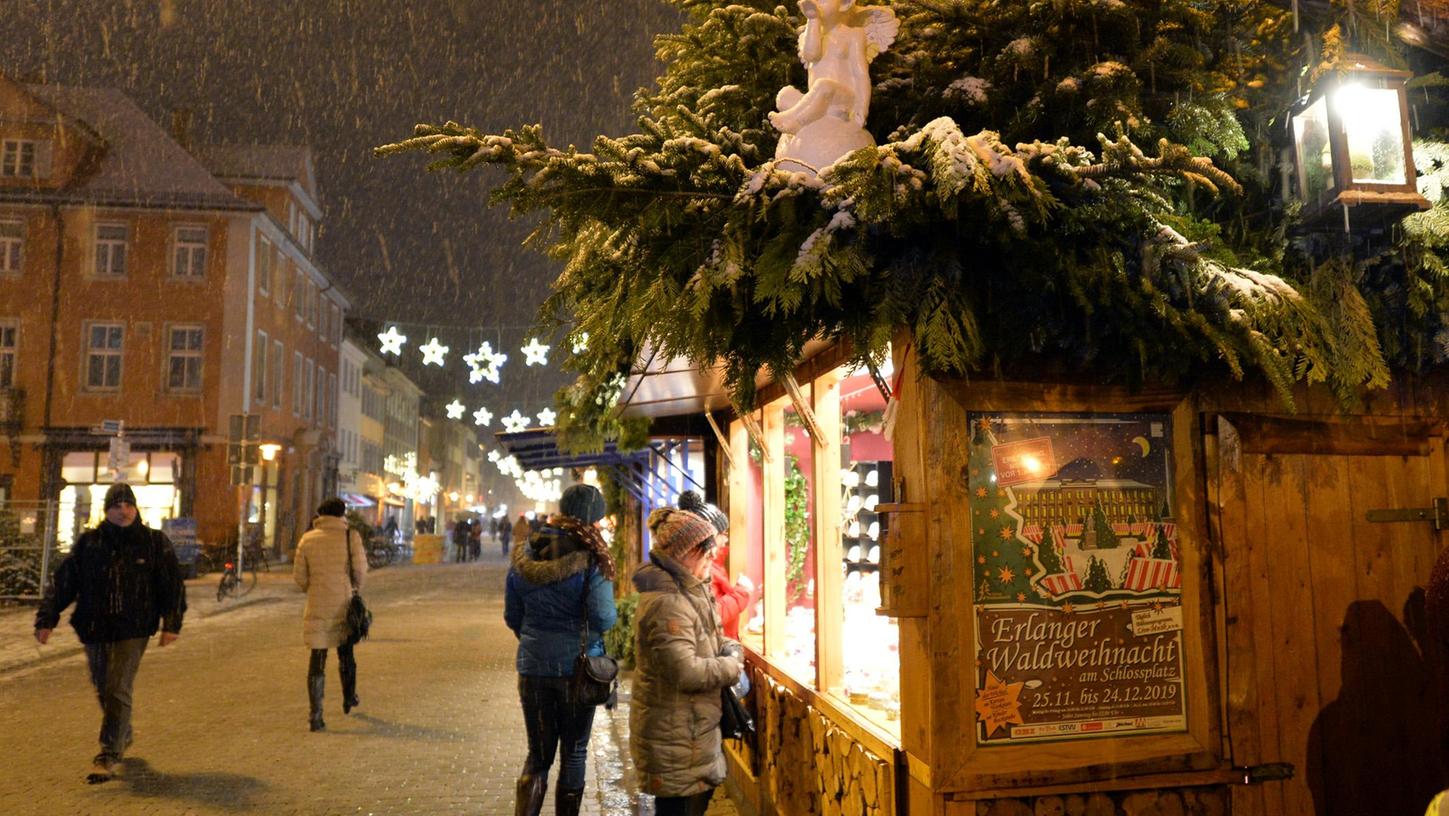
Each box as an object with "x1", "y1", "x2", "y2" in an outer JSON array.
[
  {"x1": 1333, "y1": 85, "x2": 1406, "y2": 185},
  {"x1": 1292, "y1": 96, "x2": 1334, "y2": 203}
]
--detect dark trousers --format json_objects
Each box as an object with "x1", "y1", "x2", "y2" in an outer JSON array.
[
  {"x1": 309, "y1": 644, "x2": 357, "y2": 697},
  {"x1": 84, "y1": 637, "x2": 148, "y2": 762},
  {"x1": 653, "y1": 788, "x2": 715, "y2": 816},
  {"x1": 518, "y1": 675, "x2": 596, "y2": 790}
]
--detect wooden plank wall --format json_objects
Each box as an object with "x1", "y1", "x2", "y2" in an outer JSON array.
[{"x1": 1206, "y1": 381, "x2": 1449, "y2": 816}]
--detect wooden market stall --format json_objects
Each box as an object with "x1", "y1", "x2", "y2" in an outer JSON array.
[{"x1": 623, "y1": 339, "x2": 1449, "y2": 816}]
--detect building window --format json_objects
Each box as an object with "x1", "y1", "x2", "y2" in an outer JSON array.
[
  {"x1": 84, "y1": 322, "x2": 124, "y2": 391},
  {"x1": 292, "y1": 352, "x2": 304, "y2": 415},
  {"x1": 303, "y1": 358, "x2": 315, "y2": 421},
  {"x1": 0, "y1": 220, "x2": 21, "y2": 274},
  {"x1": 275, "y1": 250, "x2": 287, "y2": 307},
  {"x1": 256, "y1": 235, "x2": 272, "y2": 295},
  {"x1": 294, "y1": 269, "x2": 305, "y2": 321},
  {"x1": 172, "y1": 225, "x2": 208, "y2": 278},
  {"x1": 94, "y1": 223, "x2": 129, "y2": 278},
  {"x1": 0, "y1": 319, "x2": 15, "y2": 388},
  {"x1": 1, "y1": 140, "x2": 36, "y2": 178},
  {"x1": 328, "y1": 371, "x2": 338, "y2": 427},
  {"x1": 330, "y1": 303, "x2": 340, "y2": 346},
  {"x1": 253, "y1": 329, "x2": 269, "y2": 406},
  {"x1": 166, "y1": 325, "x2": 204, "y2": 392},
  {"x1": 307, "y1": 282, "x2": 317, "y2": 329},
  {"x1": 271, "y1": 339, "x2": 284, "y2": 409}
]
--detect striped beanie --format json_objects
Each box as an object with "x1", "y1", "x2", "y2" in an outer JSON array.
[{"x1": 647, "y1": 507, "x2": 717, "y2": 558}]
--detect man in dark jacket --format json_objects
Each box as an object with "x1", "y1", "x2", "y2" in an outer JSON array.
[{"x1": 34, "y1": 483, "x2": 187, "y2": 784}]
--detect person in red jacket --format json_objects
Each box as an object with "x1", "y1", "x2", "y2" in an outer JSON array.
[{"x1": 678, "y1": 490, "x2": 757, "y2": 639}]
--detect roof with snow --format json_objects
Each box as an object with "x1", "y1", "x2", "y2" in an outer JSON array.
[
  {"x1": 10, "y1": 84, "x2": 258, "y2": 212},
  {"x1": 192, "y1": 143, "x2": 319, "y2": 202}
]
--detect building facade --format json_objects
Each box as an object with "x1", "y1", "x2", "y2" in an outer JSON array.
[{"x1": 0, "y1": 76, "x2": 346, "y2": 554}]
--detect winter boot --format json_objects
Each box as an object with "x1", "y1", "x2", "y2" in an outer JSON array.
[
  {"x1": 308, "y1": 652, "x2": 327, "y2": 732},
  {"x1": 554, "y1": 786, "x2": 584, "y2": 816},
  {"x1": 514, "y1": 774, "x2": 547, "y2": 816},
  {"x1": 340, "y1": 654, "x2": 359, "y2": 714}
]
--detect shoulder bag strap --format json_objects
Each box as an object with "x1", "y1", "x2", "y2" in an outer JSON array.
[
  {"x1": 577, "y1": 561, "x2": 593, "y2": 658},
  {"x1": 345, "y1": 528, "x2": 358, "y2": 594}
]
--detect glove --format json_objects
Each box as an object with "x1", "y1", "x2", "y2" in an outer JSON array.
[{"x1": 719, "y1": 640, "x2": 744, "y2": 661}]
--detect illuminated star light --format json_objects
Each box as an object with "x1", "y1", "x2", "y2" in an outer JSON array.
[
  {"x1": 502, "y1": 410, "x2": 532, "y2": 433},
  {"x1": 536, "y1": 407, "x2": 558, "y2": 427},
  {"x1": 464, "y1": 342, "x2": 508, "y2": 384},
  {"x1": 445, "y1": 400, "x2": 466, "y2": 420},
  {"x1": 570, "y1": 332, "x2": 589, "y2": 355},
  {"x1": 377, "y1": 326, "x2": 407, "y2": 356},
  {"x1": 473, "y1": 406, "x2": 493, "y2": 427},
  {"x1": 420, "y1": 337, "x2": 450, "y2": 366},
  {"x1": 521, "y1": 338, "x2": 551, "y2": 367}
]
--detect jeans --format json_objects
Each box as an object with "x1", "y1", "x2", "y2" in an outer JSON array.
[
  {"x1": 653, "y1": 788, "x2": 715, "y2": 816},
  {"x1": 84, "y1": 637, "x2": 148, "y2": 761},
  {"x1": 518, "y1": 674, "x2": 596, "y2": 790}
]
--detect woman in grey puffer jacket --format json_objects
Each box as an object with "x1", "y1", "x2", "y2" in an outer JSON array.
[{"x1": 631, "y1": 508, "x2": 744, "y2": 816}]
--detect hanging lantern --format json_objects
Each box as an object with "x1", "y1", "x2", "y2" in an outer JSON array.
[{"x1": 1290, "y1": 54, "x2": 1429, "y2": 231}]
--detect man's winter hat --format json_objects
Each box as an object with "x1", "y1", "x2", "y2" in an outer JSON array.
[
  {"x1": 103, "y1": 482, "x2": 137, "y2": 510},
  {"x1": 317, "y1": 498, "x2": 347, "y2": 517},
  {"x1": 647, "y1": 507, "x2": 717, "y2": 558},
  {"x1": 678, "y1": 490, "x2": 728, "y2": 534},
  {"x1": 559, "y1": 483, "x2": 607, "y2": 525}
]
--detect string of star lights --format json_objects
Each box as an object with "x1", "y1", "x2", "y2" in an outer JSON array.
[{"x1": 419, "y1": 337, "x2": 450, "y2": 366}]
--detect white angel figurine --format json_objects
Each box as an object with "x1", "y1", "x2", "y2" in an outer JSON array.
[{"x1": 770, "y1": 0, "x2": 899, "y2": 175}]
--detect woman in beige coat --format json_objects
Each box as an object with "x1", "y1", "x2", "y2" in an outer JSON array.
[
  {"x1": 630, "y1": 508, "x2": 744, "y2": 815},
  {"x1": 293, "y1": 498, "x2": 367, "y2": 732}
]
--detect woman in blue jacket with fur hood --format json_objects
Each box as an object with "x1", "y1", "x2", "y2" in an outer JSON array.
[{"x1": 504, "y1": 483, "x2": 617, "y2": 816}]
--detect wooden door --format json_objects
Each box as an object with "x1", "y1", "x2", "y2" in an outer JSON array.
[{"x1": 1209, "y1": 415, "x2": 1449, "y2": 816}]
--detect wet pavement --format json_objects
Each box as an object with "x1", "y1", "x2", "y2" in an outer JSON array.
[{"x1": 0, "y1": 551, "x2": 739, "y2": 815}]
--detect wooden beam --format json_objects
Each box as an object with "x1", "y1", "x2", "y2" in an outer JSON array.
[
  {"x1": 741, "y1": 411, "x2": 771, "y2": 463},
  {"x1": 704, "y1": 410, "x2": 733, "y2": 469},
  {"x1": 762, "y1": 401, "x2": 786, "y2": 658},
  {"x1": 811, "y1": 370, "x2": 844, "y2": 694},
  {"x1": 783, "y1": 373, "x2": 826, "y2": 449}
]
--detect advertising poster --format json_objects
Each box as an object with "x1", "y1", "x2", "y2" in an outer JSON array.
[{"x1": 968, "y1": 412, "x2": 1187, "y2": 746}]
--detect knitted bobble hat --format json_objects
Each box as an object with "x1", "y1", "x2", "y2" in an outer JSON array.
[
  {"x1": 104, "y1": 483, "x2": 137, "y2": 510},
  {"x1": 678, "y1": 489, "x2": 729, "y2": 534},
  {"x1": 647, "y1": 507, "x2": 717, "y2": 558}
]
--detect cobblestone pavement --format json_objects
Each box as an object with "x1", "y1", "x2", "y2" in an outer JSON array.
[{"x1": 0, "y1": 550, "x2": 739, "y2": 816}]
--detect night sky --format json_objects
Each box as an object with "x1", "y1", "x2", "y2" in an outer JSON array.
[{"x1": 0, "y1": 0, "x2": 682, "y2": 411}]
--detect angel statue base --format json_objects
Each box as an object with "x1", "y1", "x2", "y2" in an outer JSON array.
[{"x1": 770, "y1": 0, "x2": 898, "y2": 176}]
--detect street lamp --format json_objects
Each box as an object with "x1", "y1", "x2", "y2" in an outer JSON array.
[
  {"x1": 258, "y1": 443, "x2": 282, "y2": 462},
  {"x1": 1290, "y1": 54, "x2": 1429, "y2": 231}
]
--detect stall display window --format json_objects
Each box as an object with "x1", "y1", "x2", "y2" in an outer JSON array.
[
  {"x1": 778, "y1": 399, "x2": 817, "y2": 680},
  {"x1": 836, "y1": 368, "x2": 901, "y2": 732},
  {"x1": 738, "y1": 426, "x2": 768, "y2": 654}
]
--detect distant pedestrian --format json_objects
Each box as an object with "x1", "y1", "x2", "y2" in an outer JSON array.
[
  {"x1": 512, "y1": 513, "x2": 532, "y2": 554},
  {"x1": 468, "y1": 518, "x2": 483, "y2": 561},
  {"x1": 34, "y1": 483, "x2": 188, "y2": 783},
  {"x1": 678, "y1": 490, "x2": 756, "y2": 639},
  {"x1": 498, "y1": 514, "x2": 513, "y2": 555},
  {"x1": 631, "y1": 508, "x2": 744, "y2": 815},
  {"x1": 505, "y1": 484, "x2": 617, "y2": 816},
  {"x1": 293, "y1": 498, "x2": 367, "y2": 732},
  {"x1": 453, "y1": 518, "x2": 471, "y2": 563},
  {"x1": 381, "y1": 515, "x2": 399, "y2": 544}
]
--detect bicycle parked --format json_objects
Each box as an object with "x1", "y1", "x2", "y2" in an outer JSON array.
[
  {"x1": 366, "y1": 534, "x2": 399, "y2": 569},
  {"x1": 216, "y1": 557, "x2": 257, "y2": 602}
]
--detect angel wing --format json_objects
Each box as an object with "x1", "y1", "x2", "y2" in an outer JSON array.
[{"x1": 856, "y1": 5, "x2": 900, "y2": 63}]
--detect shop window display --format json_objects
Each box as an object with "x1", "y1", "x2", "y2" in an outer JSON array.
[
  {"x1": 837, "y1": 369, "x2": 901, "y2": 733},
  {"x1": 777, "y1": 397, "x2": 817, "y2": 681}
]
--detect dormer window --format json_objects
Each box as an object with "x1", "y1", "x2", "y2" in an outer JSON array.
[{"x1": 1, "y1": 140, "x2": 37, "y2": 178}]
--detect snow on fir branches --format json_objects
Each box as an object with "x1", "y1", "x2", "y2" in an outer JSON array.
[{"x1": 378, "y1": 0, "x2": 1448, "y2": 447}]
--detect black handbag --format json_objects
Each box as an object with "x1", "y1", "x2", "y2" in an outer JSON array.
[
  {"x1": 720, "y1": 683, "x2": 755, "y2": 742},
  {"x1": 569, "y1": 567, "x2": 618, "y2": 707},
  {"x1": 344, "y1": 529, "x2": 372, "y2": 645}
]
